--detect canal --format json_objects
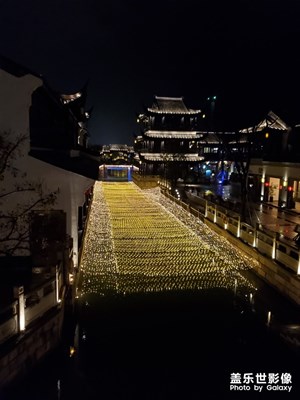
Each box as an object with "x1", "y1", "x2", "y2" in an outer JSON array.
[
  {"x1": 3, "y1": 282, "x2": 300, "y2": 399},
  {"x1": 3, "y1": 182, "x2": 300, "y2": 399}
]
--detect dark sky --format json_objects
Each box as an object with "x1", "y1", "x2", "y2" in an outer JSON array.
[{"x1": 1, "y1": 0, "x2": 300, "y2": 144}]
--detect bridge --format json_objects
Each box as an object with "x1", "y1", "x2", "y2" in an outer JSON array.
[{"x1": 79, "y1": 182, "x2": 257, "y2": 297}]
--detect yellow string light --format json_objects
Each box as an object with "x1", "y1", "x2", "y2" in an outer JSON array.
[{"x1": 79, "y1": 182, "x2": 257, "y2": 296}]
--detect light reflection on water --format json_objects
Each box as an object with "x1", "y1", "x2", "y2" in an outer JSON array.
[
  {"x1": 3, "y1": 283, "x2": 300, "y2": 400},
  {"x1": 3, "y1": 182, "x2": 300, "y2": 399}
]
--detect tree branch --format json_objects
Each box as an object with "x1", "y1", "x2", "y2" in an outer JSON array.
[{"x1": 0, "y1": 133, "x2": 27, "y2": 177}]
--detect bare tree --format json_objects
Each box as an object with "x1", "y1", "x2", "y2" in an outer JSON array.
[{"x1": 0, "y1": 131, "x2": 58, "y2": 256}]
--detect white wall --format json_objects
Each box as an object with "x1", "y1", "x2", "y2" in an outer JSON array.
[
  {"x1": 0, "y1": 68, "x2": 94, "y2": 266},
  {"x1": 25, "y1": 156, "x2": 94, "y2": 266}
]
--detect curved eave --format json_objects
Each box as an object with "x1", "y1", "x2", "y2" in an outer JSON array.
[
  {"x1": 140, "y1": 153, "x2": 204, "y2": 162},
  {"x1": 147, "y1": 108, "x2": 201, "y2": 115},
  {"x1": 239, "y1": 126, "x2": 287, "y2": 134},
  {"x1": 60, "y1": 92, "x2": 82, "y2": 104},
  {"x1": 144, "y1": 130, "x2": 201, "y2": 139},
  {"x1": 240, "y1": 112, "x2": 289, "y2": 133}
]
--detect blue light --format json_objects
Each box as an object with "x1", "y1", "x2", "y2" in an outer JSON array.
[{"x1": 216, "y1": 170, "x2": 228, "y2": 184}]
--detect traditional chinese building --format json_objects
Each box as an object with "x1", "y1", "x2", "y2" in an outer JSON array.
[
  {"x1": 135, "y1": 96, "x2": 204, "y2": 182},
  {"x1": 0, "y1": 54, "x2": 97, "y2": 387},
  {"x1": 99, "y1": 144, "x2": 136, "y2": 181},
  {"x1": 30, "y1": 82, "x2": 92, "y2": 151},
  {"x1": 100, "y1": 144, "x2": 135, "y2": 165},
  {"x1": 241, "y1": 111, "x2": 298, "y2": 208},
  {"x1": 0, "y1": 54, "x2": 98, "y2": 275}
]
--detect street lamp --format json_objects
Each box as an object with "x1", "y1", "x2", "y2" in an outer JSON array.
[{"x1": 207, "y1": 96, "x2": 217, "y2": 101}]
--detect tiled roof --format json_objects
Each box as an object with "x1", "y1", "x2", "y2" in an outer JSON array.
[
  {"x1": 102, "y1": 144, "x2": 134, "y2": 152},
  {"x1": 198, "y1": 134, "x2": 220, "y2": 144},
  {"x1": 239, "y1": 111, "x2": 289, "y2": 133},
  {"x1": 148, "y1": 96, "x2": 201, "y2": 114}
]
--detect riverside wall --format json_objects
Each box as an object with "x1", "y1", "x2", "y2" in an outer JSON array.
[
  {"x1": 204, "y1": 217, "x2": 300, "y2": 306},
  {"x1": 0, "y1": 307, "x2": 64, "y2": 389}
]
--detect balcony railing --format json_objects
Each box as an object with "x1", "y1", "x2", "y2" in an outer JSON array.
[{"x1": 163, "y1": 189, "x2": 300, "y2": 276}]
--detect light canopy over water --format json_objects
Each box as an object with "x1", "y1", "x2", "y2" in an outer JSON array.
[{"x1": 79, "y1": 182, "x2": 257, "y2": 296}]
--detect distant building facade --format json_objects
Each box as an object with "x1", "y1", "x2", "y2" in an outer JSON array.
[
  {"x1": 100, "y1": 144, "x2": 135, "y2": 165},
  {"x1": 243, "y1": 111, "x2": 300, "y2": 209},
  {"x1": 99, "y1": 144, "x2": 136, "y2": 181},
  {"x1": 135, "y1": 95, "x2": 300, "y2": 210}
]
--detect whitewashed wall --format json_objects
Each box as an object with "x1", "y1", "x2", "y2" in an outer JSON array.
[{"x1": 0, "y1": 68, "x2": 94, "y2": 266}]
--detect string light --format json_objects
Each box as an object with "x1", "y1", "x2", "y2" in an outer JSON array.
[
  {"x1": 140, "y1": 153, "x2": 204, "y2": 161},
  {"x1": 144, "y1": 130, "x2": 202, "y2": 139},
  {"x1": 79, "y1": 182, "x2": 257, "y2": 297},
  {"x1": 147, "y1": 109, "x2": 201, "y2": 115}
]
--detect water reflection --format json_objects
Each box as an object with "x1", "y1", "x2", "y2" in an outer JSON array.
[
  {"x1": 72, "y1": 288, "x2": 299, "y2": 400},
  {"x1": 3, "y1": 182, "x2": 300, "y2": 399},
  {"x1": 4, "y1": 285, "x2": 300, "y2": 400}
]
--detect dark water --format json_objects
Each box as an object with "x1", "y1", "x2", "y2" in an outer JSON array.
[{"x1": 3, "y1": 284, "x2": 300, "y2": 400}]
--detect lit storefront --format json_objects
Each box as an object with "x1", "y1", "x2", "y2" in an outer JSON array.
[{"x1": 250, "y1": 161, "x2": 299, "y2": 209}]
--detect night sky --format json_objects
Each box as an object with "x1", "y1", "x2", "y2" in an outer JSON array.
[{"x1": 1, "y1": 0, "x2": 300, "y2": 144}]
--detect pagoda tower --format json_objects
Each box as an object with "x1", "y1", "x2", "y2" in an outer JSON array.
[{"x1": 135, "y1": 96, "x2": 204, "y2": 182}]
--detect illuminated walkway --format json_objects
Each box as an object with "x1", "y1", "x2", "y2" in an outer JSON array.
[{"x1": 79, "y1": 182, "x2": 258, "y2": 295}]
